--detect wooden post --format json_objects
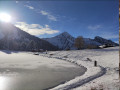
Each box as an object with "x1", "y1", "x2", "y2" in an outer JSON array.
[
  {"x1": 119, "y1": 0, "x2": 120, "y2": 78},
  {"x1": 46, "y1": 50, "x2": 47, "y2": 54},
  {"x1": 94, "y1": 61, "x2": 97, "y2": 67}
]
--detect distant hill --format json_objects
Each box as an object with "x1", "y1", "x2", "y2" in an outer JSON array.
[
  {"x1": 94, "y1": 36, "x2": 119, "y2": 46},
  {"x1": 0, "y1": 22, "x2": 58, "y2": 51},
  {"x1": 43, "y1": 32, "x2": 118, "y2": 50}
]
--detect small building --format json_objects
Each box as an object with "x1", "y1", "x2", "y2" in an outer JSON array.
[{"x1": 38, "y1": 49, "x2": 44, "y2": 52}]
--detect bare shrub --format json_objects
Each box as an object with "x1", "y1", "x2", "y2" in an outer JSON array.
[
  {"x1": 87, "y1": 44, "x2": 99, "y2": 49},
  {"x1": 74, "y1": 36, "x2": 85, "y2": 50}
]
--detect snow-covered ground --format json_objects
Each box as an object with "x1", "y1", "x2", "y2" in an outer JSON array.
[
  {"x1": 0, "y1": 47, "x2": 119, "y2": 90},
  {"x1": 39, "y1": 46, "x2": 119, "y2": 90}
]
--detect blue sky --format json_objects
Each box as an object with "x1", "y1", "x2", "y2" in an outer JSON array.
[{"x1": 0, "y1": 0, "x2": 119, "y2": 43}]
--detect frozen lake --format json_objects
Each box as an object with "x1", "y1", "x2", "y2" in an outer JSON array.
[{"x1": 0, "y1": 51, "x2": 86, "y2": 90}]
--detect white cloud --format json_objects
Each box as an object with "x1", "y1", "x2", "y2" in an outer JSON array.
[
  {"x1": 23, "y1": 5, "x2": 57, "y2": 21},
  {"x1": 15, "y1": 1, "x2": 19, "y2": 3},
  {"x1": 40, "y1": 10, "x2": 57, "y2": 21},
  {"x1": 40, "y1": 10, "x2": 48, "y2": 15},
  {"x1": 24, "y1": 5, "x2": 34, "y2": 10},
  {"x1": 15, "y1": 22, "x2": 59, "y2": 35},
  {"x1": 88, "y1": 25, "x2": 102, "y2": 30}
]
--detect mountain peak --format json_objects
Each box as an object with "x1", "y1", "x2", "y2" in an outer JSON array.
[
  {"x1": 61, "y1": 32, "x2": 70, "y2": 36},
  {"x1": 44, "y1": 31, "x2": 75, "y2": 50},
  {"x1": 94, "y1": 36, "x2": 104, "y2": 39},
  {"x1": 62, "y1": 31, "x2": 69, "y2": 34},
  {"x1": 94, "y1": 36, "x2": 119, "y2": 46},
  {"x1": 59, "y1": 32, "x2": 73, "y2": 38}
]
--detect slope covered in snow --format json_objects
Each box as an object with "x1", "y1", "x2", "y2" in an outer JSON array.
[
  {"x1": 44, "y1": 32, "x2": 75, "y2": 50},
  {"x1": 0, "y1": 22, "x2": 58, "y2": 51},
  {"x1": 83, "y1": 38, "x2": 102, "y2": 47},
  {"x1": 94, "y1": 36, "x2": 119, "y2": 46},
  {"x1": 43, "y1": 32, "x2": 118, "y2": 50},
  {"x1": 39, "y1": 47, "x2": 119, "y2": 90}
]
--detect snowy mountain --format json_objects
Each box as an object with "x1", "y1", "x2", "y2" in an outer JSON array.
[
  {"x1": 43, "y1": 32, "x2": 101, "y2": 50},
  {"x1": 83, "y1": 38, "x2": 102, "y2": 47},
  {"x1": 94, "y1": 36, "x2": 119, "y2": 46},
  {"x1": 0, "y1": 22, "x2": 58, "y2": 51},
  {"x1": 44, "y1": 32, "x2": 75, "y2": 50},
  {"x1": 43, "y1": 32, "x2": 118, "y2": 50},
  {"x1": 0, "y1": 22, "x2": 118, "y2": 51}
]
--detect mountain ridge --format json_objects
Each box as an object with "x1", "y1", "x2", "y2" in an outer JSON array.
[
  {"x1": 0, "y1": 22, "x2": 118, "y2": 51},
  {"x1": 43, "y1": 32, "x2": 119, "y2": 50},
  {"x1": 0, "y1": 22, "x2": 58, "y2": 51},
  {"x1": 43, "y1": 32, "x2": 75, "y2": 50}
]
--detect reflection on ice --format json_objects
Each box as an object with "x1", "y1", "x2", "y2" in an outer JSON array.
[
  {"x1": 0, "y1": 76, "x2": 8, "y2": 90},
  {"x1": 0, "y1": 66, "x2": 86, "y2": 90}
]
